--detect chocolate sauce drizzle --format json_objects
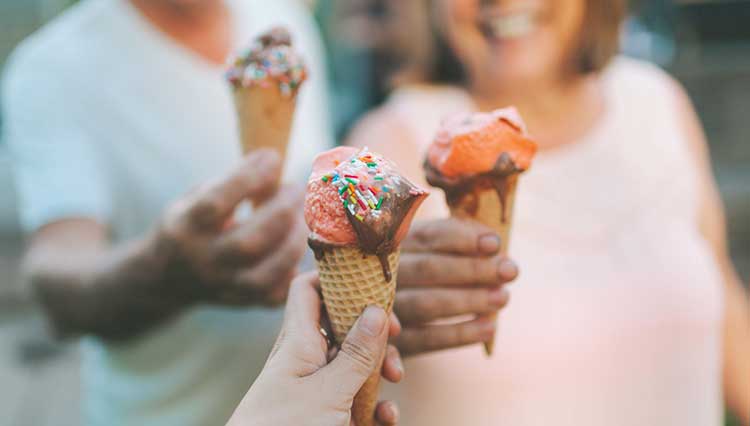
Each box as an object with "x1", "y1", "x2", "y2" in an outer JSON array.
[
  {"x1": 309, "y1": 182, "x2": 426, "y2": 282},
  {"x1": 424, "y1": 153, "x2": 521, "y2": 224},
  {"x1": 252, "y1": 27, "x2": 292, "y2": 58}
]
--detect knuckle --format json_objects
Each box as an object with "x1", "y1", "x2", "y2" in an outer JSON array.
[
  {"x1": 413, "y1": 255, "x2": 434, "y2": 277},
  {"x1": 414, "y1": 294, "x2": 442, "y2": 318},
  {"x1": 471, "y1": 290, "x2": 491, "y2": 311},
  {"x1": 393, "y1": 294, "x2": 417, "y2": 322},
  {"x1": 454, "y1": 325, "x2": 470, "y2": 345},
  {"x1": 411, "y1": 225, "x2": 433, "y2": 250},
  {"x1": 392, "y1": 334, "x2": 416, "y2": 356},
  {"x1": 233, "y1": 271, "x2": 260, "y2": 291},
  {"x1": 189, "y1": 197, "x2": 221, "y2": 228},
  {"x1": 472, "y1": 258, "x2": 497, "y2": 285},
  {"x1": 340, "y1": 339, "x2": 377, "y2": 374},
  {"x1": 235, "y1": 235, "x2": 261, "y2": 257}
]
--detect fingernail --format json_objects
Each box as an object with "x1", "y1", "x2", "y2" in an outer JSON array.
[
  {"x1": 488, "y1": 287, "x2": 507, "y2": 307},
  {"x1": 478, "y1": 234, "x2": 501, "y2": 254},
  {"x1": 387, "y1": 401, "x2": 400, "y2": 421},
  {"x1": 497, "y1": 259, "x2": 519, "y2": 280},
  {"x1": 394, "y1": 354, "x2": 404, "y2": 375},
  {"x1": 359, "y1": 305, "x2": 387, "y2": 337}
]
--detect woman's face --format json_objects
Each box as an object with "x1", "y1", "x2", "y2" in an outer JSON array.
[{"x1": 438, "y1": 0, "x2": 586, "y2": 90}]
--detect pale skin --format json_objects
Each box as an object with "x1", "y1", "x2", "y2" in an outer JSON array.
[
  {"x1": 349, "y1": 0, "x2": 749, "y2": 421},
  {"x1": 227, "y1": 272, "x2": 402, "y2": 426}
]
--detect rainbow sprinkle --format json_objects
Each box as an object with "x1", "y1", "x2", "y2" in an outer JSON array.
[{"x1": 319, "y1": 148, "x2": 395, "y2": 220}]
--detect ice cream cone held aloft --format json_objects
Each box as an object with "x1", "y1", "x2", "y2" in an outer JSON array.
[
  {"x1": 425, "y1": 107, "x2": 538, "y2": 356},
  {"x1": 226, "y1": 27, "x2": 307, "y2": 163},
  {"x1": 305, "y1": 147, "x2": 428, "y2": 426}
]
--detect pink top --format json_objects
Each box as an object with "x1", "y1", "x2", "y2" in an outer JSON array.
[{"x1": 358, "y1": 57, "x2": 725, "y2": 425}]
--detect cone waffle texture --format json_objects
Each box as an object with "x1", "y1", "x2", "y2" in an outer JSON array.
[
  {"x1": 316, "y1": 246, "x2": 399, "y2": 426},
  {"x1": 233, "y1": 85, "x2": 296, "y2": 158},
  {"x1": 317, "y1": 247, "x2": 399, "y2": 343},
  {"x1": 449, "y1": 179, "x2": 518, "y2": 355}
]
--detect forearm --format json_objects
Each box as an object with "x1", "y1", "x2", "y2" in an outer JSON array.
[
  {"x1": 722, "y1": 270, "x2": 750, "y2": 424},
  {"x1": 28, "y1": 230, "x2": 194, "y2": 341}
]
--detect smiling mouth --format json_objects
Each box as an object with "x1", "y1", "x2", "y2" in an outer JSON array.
[{"x1": 479, "y1": 5, "x2": 544, "y2": 40}]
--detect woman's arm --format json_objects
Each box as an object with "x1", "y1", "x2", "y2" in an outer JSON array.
[{"x1": 673, "y1": 81, "x2": 750, "y2": 424}]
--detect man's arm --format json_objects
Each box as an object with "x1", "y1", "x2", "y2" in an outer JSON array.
[
  {"x1": 25, "y1": 151, "x2": 307, "y2": 342},
  {"x1": 26, "y1": 219, "x2": 184, "y2": 340}
]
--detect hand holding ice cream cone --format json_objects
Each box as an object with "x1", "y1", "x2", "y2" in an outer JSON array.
[
  {"x1": 305, "y1": 147, "x2": 428, "y2": 426},
  {"x1": 424, "y1": 107, "x2": 537, "y2": 356}
]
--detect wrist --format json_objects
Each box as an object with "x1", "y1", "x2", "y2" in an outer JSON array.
[{"x1": 141, "y1": 227, "x2": 202, "y2": 309}]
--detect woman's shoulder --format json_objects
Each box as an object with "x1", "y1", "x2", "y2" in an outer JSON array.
[{"x1": 602, "y1": 56, "x2": 683, "y2": 102}]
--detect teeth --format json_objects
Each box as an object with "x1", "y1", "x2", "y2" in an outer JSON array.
[{"x1": 488, "y1": 13, "x2": 536, "y2": 39}]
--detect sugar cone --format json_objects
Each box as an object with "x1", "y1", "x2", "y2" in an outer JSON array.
[
  {"x1": 233, "y1": 85, "x2": 296, "y2": 158},
  {"x1": 449, "y1": 177, "x2": 518, "y2": 356},
  {"x1": 316, "y1": 247, "x2": 399, "y2": 426}
]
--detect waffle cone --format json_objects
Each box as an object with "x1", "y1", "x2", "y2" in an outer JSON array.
[
  {"x1": 449, "y1": 177, "x2": 518, "y2": 356},
  {"x1": 316, "y1": 246, "x2": 399, "y2": 426},
  {"x1": 233, "y1": 85, "x2": 296, "y2": 159}
]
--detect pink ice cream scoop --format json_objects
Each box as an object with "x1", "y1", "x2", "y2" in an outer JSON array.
[
  {"x1": 305, "y1": 147, "x2": 428, "y2": 252},
  {"x1": 305, "y1": 147, "x2": 360, "y2": 244}
]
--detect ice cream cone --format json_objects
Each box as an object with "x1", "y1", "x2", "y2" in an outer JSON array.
[
  {"x1": 316, "y1": 247, "x2": 400, "y2": 426},
  {"x1": 425, "y1": 107, "x2": 536, "y2": 358},
  {"x1": 305, "y1": 147, "x2": 427, "y2": 425},
  {"x1": 233, "y1": 85, "x2": 297, "y2": 158},
  {"x1": 226, "y1": 27, "x2": 307, "y2": 165},
  {"x1": 448, "y1": 177, "x2": 518, "y2": 356}
]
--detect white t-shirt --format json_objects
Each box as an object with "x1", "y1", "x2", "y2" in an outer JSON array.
[{"x1": 1, "y1": 0, "x2": 332, "y2": 425}]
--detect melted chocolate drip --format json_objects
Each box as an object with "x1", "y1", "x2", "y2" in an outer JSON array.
[
  {"x1": 308, "y1": 180, "x2": 426, "y2": 283},
  {"x1": 425, "y1": 153, "x2": 521, "y2": 224},
  {"x1": 247, "y1": 28, "x2": 292, "y2": 63},
  {"x1": 259, "y1": 27, "x2": 292, "y2": 48}
]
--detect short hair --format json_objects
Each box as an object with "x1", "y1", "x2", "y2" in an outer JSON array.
[{"x1": 390, "y1": 0, "x2": 628, "y2": 85}]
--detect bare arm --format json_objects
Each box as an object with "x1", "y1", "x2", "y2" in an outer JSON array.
[
  {"x1": 673, "y1": 82, "x2": 750, "y2": 423},
  {"x1": 26, "y1": 219, "x2": 185, "y2": 341},
  {"x1": 25, "y1": 151, "x2": 307, "y2": 342}
]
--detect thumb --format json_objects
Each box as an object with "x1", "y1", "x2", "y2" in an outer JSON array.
[
  {"x1": 186, "y1": 149, "x2": 281, "y2": 229},
  {"x1": 317, "y1": 306, "x2": 389, "y2": 398}
]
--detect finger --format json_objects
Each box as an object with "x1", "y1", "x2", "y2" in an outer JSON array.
[
  {"x1": 231, "y1": 216, "x2": 306, "y2": 292},
  {"x1": 393, "y1": 317, "x2": 496, "y2": 357},
  {"x1": 215, "y1": 187, "x2": 304, "y2": 265},
  {"x1": 381, "y1": 344, "x2": 403, "y2": 384},
  {"x1": 402, "y1": 218, "x2": 502, "y2": 256},
  {"x1": 394, "y1": 287, "x2": 510, "y2": 325},
  {"x1": 187, "y1": 150, "x2": 281, "y2": 229},
  {"x1": 389, "y1": 312, "x2": 402, "y2": 338},
  {"x1": 274, "y1": 272, "x2": 329, "y2": 373},
  {"x1": 374, "y1": 401, "x2": 400, "y2": 426},
  {"x1": 282, "y1": 272, "x2": 321, "y2": 337},
  {"x1": 262, "y1": 268, "x2": 297, "y2": 307},
  {"x1": 398, "y1": 253, "x2": 518, "y2": 288},
  {"x1": 317, "y1": 306, "x2": 389, "y2": 397}
]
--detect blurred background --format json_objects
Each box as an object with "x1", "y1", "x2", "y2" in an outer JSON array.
[{"x1": 0, "y1": 0, "x2": 747, "y2": 424}]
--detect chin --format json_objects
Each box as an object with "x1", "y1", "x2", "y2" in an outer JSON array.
[{"x1": 486, "y1": 47, "x2": 558, "y2": 86}]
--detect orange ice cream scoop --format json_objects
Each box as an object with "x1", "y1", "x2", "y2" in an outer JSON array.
[{"x1": 427, "y1": 107, "x2": 537, "y2": 178}]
